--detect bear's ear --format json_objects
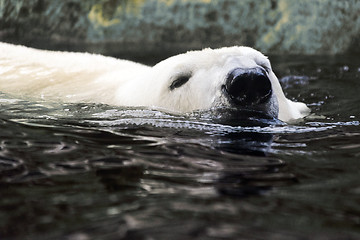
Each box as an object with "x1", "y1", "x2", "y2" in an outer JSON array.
[{"x1": 169, "y1": 73, "x2": 192, "y2": 90}]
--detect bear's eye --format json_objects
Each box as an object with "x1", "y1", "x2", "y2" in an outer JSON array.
[{"x1": 169, "y1": 74, "x2": 191, "y2": 90}]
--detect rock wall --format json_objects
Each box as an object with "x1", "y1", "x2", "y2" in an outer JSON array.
[{"x1": 0, "y1": 0, "x2": 359, "y2": 55}]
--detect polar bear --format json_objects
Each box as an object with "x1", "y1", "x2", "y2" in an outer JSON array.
[{"x1": 0, "y1": 42, "x2": 309, "y2": 122}]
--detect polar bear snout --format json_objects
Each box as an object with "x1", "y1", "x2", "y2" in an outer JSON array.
[{"x1": 223, "y1": 67, "x2": 272, "y2": 107}]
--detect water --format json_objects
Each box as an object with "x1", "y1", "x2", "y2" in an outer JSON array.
[{"x1": 1, "y1": 53, "x2": 360, "y2": 240}]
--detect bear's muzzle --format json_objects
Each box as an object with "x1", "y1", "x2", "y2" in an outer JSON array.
[{"x1": 223, "y1": 67, "x2": 272, "y2": 107}]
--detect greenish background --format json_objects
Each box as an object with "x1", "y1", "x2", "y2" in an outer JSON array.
[{"x1": 0, "y1": 0, "x2": 359, "y2": 56}]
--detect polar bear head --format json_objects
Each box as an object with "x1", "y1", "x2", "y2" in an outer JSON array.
[{"x1": 116, "y1": 46, "x2": 309, "y2": 122}]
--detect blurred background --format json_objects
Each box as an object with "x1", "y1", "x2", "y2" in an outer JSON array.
[{"x1": 1, "y1": 0, "x2": 359, "y2": 60}]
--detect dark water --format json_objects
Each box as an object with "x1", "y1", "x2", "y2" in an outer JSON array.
[{"x1": 1, "y1": 54, "x2": 360, "y2": 240}]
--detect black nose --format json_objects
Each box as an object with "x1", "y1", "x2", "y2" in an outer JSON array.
[{"x1": 223, "y1": 68, "x2": 272, "y2": 106}]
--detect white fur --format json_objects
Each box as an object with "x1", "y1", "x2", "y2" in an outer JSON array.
[{"x1": 0, "y1": 42, "x2": 309, "y2": 122}]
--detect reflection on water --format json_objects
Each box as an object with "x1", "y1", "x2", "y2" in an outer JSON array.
[{"x1": 1, "y1": 55, "x2": 360, "y2": 239}]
